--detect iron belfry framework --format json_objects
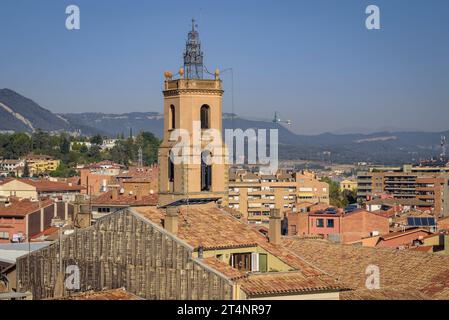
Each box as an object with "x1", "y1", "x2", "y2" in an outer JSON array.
[{"x1": 183, "y1": 19, "x2": 204, "y2": 79}]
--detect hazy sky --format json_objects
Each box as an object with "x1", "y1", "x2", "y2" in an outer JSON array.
[{"x1": 0, "y1": 0, "x2": 448, "y2": 134}]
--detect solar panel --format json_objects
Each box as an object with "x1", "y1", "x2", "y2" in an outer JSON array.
[
  {"x1": 415, "y1": 217, "x2": 422, "y2": 226},
  {"x1": 406, "y1": 216, "x2": 436, "y2": 227}
]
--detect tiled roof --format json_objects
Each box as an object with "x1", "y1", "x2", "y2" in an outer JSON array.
[
  {"x1": 282, "y1": 237, "x2": 449, "y2": 299},
  {"x1": 1, "y1": 179, "x2": 84, "y2": 192},
  {"x1": 238, "y1": 272, "x2": 343, "y2": 297},
  {"x1": 134, "y1": 205, "x2": 335, "y2": 275},
  {"x1": 0, "y1": 199, "x2": 53, "y2": 217},
  {"x1": 24, "y1": 179, "x2": 84, "y2": 192},
  {"x1": 340, "y1": 287, "x2": 431, "y2": 300},
  {"x1": 201, "y1": 257, "x2": 247, "y2": 280},
  {"x1": 54, "y1": 288, "x2": 142, "y2": 300},
  {"x1": 91, "y1": 191, "x2": 158, "y2": 206},
  {"x1": 379, "y1": 228, "x2": 431, "y2": 241}
]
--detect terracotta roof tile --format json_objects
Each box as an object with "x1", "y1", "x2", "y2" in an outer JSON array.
[
  {"x1": 0, "y1": 199, "x2": 53, "y2": 217},
  {"x1": 282, "y1": 237, "x2": 449, "y2": 299},
  {"x1": 92, "y1": 191, "x2": 158, "y2": 206},
  {"x1": 238, "y1": 272, "x2": 343, "y2": 297}
]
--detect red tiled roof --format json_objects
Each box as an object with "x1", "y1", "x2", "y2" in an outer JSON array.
[
  {"x1": 201, "y1": 257, "x2": 247, "y2": 280},
  {"x1": 134, "y1": 205, "x2": 335, "y2": 275},
  {"x1": 1, "y1": 178, "x2": 84, "y2": 192},
  {"x1": 282, "y1": 237, "x2": 449, "y2": 300},
  {"x1": 238, "y1": 272, "x2": 343, "y2": 297},
  {"x1": 30, "y1": 226, "x2": 59, "y2": 239},
  {"x1": 0, "y1": 199, "x2": 53, "y2": 217},
  {"x1": 91, "y1": 191, "x2": 158, "y2": 206},
  {"x1": 380, "y1": 228, "x2": 431, "y2": 241},
  {"x1": 24, "y1": 179, "x2": 84, "y2": 192}
]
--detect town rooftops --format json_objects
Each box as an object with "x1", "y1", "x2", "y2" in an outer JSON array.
[
  {"x1": 23, "y1": 179, "x2": 84, "y2": 192},
  {"x1": 379, "y1": 227, "x2": 431, "y2": 241},
  {"x1": 91, "y1": 191, "x2": 158, "y2": 207},
  {"x1": 366, "y1": 198, "x2": 433, "y2": 207},
  {"x1": 237, "y1": 272, "x2": 343, "y2": 298},
  {"x1": 282, "y1": 237, "x2": 449, "y2": 299},
  {"x1": 0, "y1": 178, "x2": 84, "y2": 192},
  {"x1": 134, "y1": 204, "x2": 336, "y2": 279},
  {"x1": 0, "y1": 198, "x2": 53, "y2": 218}
]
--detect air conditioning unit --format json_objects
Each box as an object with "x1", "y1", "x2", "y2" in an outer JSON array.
[{"x1": 371, "y1": 230, "x2": 380, "y2": 237}]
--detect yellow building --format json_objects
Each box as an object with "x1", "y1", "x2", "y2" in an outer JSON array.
[
  {"x1": 229, "y1": 170, "x2": 329, "y2": 223},
  {"x1": 25, "y1": 155, "x2": 60, "y2": 175},
  {"x1": 340, "y1": 178, "x2": 357, "y2": 191}
]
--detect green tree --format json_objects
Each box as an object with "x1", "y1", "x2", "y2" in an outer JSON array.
[
  {"x1": 320, "y1": 177, "x2": 343, "y2": 207},
  {"x1": 90, "y1": 134, "x2": 103, "y2": 146},
  {"x1": 60, "y1": 135, "x2": 71, "y2": 155},
  {"x1": 22, "y1": 161, "x2": 30, "y2": 178}
]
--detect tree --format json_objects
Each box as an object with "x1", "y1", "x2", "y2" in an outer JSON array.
[
  {"x1": 60, "y1": 135, "x2": 71, "y2": 155},
  {"x1": 320, "y1": 177, "x2": 344, "y2": 207},
  {"x1": 22, "y1": 161, "x2": 30, "y2": 178},
  {"x1": 90, "y1": 134, "x2": 103, "y2": 146},
  {"x1": 50, "y1": 163, "x2": 77, "y2": 178}
]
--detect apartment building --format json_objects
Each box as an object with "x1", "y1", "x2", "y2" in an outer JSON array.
[
  {"x1": 228, "y1": 170, "x2": 329, "y2": 223},
  {"x1": 25, "y1": 154, "x2": 60, "y2": 175},
  {"x1": 357, "y1": 164, "x2": 449, "y2": 216}
]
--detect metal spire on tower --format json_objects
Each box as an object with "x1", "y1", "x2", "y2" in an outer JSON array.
[{"x1": 183, "y1": 19, "x2": 204, "y2": 79}]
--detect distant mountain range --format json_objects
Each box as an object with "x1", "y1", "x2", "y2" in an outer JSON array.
[{"x1": 1, "y1": 88, "x2": 447, "y2": 164}]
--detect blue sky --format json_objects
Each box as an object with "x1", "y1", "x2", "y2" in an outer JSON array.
[{"x1": 0, "y1": 0, "x2": 448, "y2": 134}]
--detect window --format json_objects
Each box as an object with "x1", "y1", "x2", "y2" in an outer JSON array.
[
  {"x1": 200, "y1": 105, "x2": 210, "y2": 129},
  {"x1": 327, "y1": 219, "x2": 335, "y2": 228},
  {"x1": 170, "y1": 105, "x2": 176, "y2": 129},
  {"x1": 201, "y1": 150, "x2": 212, "y2": 191},
  {"x1": 316, "y1": 219, "x2": 324, "y2": 228},
  {"x1": 168, "y1": 152, "x2": 175, "y2": 183},
  {"x1": 0, "y1": 231, "x2": 9, "y2": 240},
  {"x1": 232, "y1": 252, "x2": 252, "y2": 271}
]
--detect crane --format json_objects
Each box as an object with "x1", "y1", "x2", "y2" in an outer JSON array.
[{"x1": 272, "y1": 112, "x2": 292, "y2": 126}]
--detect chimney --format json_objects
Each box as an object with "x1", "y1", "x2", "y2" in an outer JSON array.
[
  {"x1": 165, "y1": 206, "x2": 179, "y2": 234},
  {"x1": 111, "y1": 187, "x2": 119, "y2": 201},
  {"x1": 268, "y1": 209, "x2": 282, "y2": 245}
]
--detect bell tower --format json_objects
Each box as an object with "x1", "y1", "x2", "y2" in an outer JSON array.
[{"x1": 158, "y1": 22, "x2": 228, "y2": 207}]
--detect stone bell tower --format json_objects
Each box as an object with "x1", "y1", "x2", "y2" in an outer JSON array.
[{"x1": 158, "y1": 21, "x2": 228, "y2": 207}]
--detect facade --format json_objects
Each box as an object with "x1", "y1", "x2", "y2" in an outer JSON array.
[
  {"x1": 0, "y1": 178, "x2": 84, "y2": 201},
  {"x1": 357, "y1": 165, "x2": 449, "y2": 216},
  {"x1": 158, "y1": 25, "x2": 228, "y2": 207},
  {"x1": 25, "y1": 155, "x2": 60, "y2": 175},
  {"x1": 0, "y1": 159, "x2": 24, "y2": 176},
  {"x1": 340, "y1": 179, "x2": 357, "y2": 191},
  {"x1": 0, "y1": 198, "x2": 74, "y2": 243},
  {"x1": 288, "y1": 208, "x2": 390, "y2": 244},
  {"x1": 229, "y1": 170, "x2": 329, "y2": 223}
]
